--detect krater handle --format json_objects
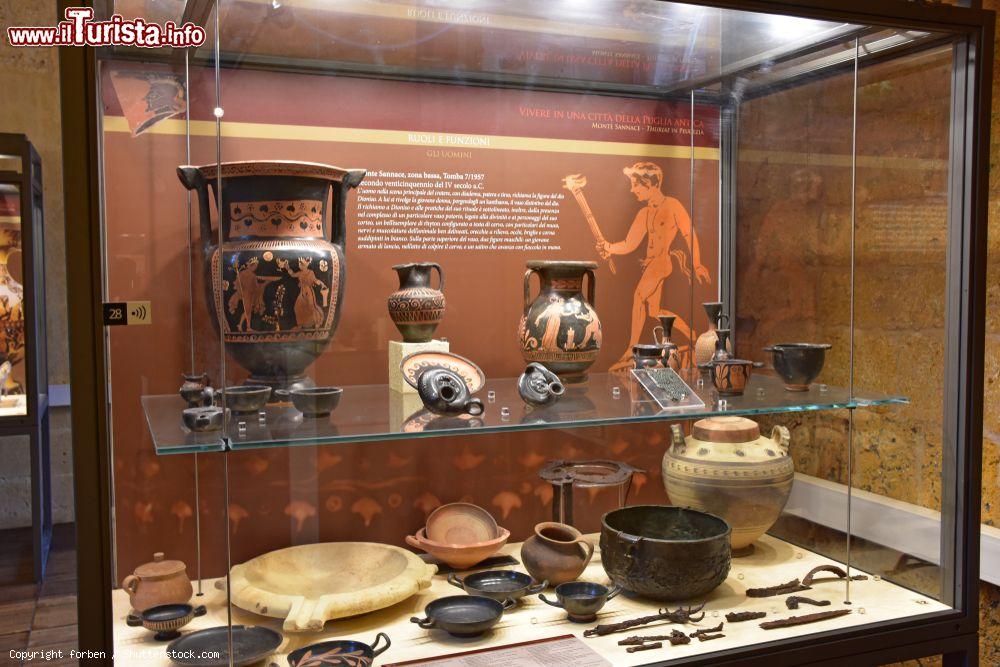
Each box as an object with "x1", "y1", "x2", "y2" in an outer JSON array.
[
  {"x1": 523, "y1": 268, "x2": 537, "y2": 311},
  {"x1": 176, "y1": 166, "x2": 213, "y2": 250}
]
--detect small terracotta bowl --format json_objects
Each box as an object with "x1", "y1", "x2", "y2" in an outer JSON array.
[
  {"x1": 426, "y1": 502, "x2": 499, "y2": 545},
  {"x1": 405, "y1": 527, "x2": 510, "y2": 570}
]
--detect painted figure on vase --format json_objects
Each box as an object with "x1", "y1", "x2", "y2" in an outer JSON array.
[
  {"x1": 280, "y1": 256, "x2": 329, "y2": 329},
  {"x1": 593, "y1": 162, "x2": 711, "y2": 371},
  {"x1": 229, "y1": 257, "x2": 280, "y2": 333}
]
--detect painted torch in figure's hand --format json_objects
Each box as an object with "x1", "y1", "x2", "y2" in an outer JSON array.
[{"x1": 562, "y1": 174, "x2": 617, "y2": 274}]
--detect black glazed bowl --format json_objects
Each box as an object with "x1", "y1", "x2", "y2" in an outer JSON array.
[
  {"x1": 764, "y1": 343, "x2": 832, "y2": 391},
  {"x1": 447, "y1": 570, "x2": 546, "y2": 603},
  {"x1": 600, "y1": 505, "x2": 731, "y2": 601},
  {"x1": 287, "y1": 632, "x2": 390, "y2": 667},
  {"x1": 126, "y1": 603, "x2": 206, "y2": 641},
  {"x1": 410, "y1": 595, "x2": 513, "y2": 637},
  {"x1": 218, "y1": 385, "x2": 272, "y2": 415},
  {"x1": 279, "y1": 386, "x2": 343, "y2": 417},
  {"x1": 539, "y1": 581, "x2": 621, "y2": 622}
]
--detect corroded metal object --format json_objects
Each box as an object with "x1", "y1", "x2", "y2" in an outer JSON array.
[
  {"x1": 618, "y1": 632, "x2": 687, "y2": 646},
  {"x1": 759, "y1": 609, "x2": 852, "y2": 630},
  {"x1": 786, "y1": 595, "x2": 831, "y2": 610},
  {"x1": 689, "y1": 622, "x2": 724, "y2": 638},
  {"x1": 802, "y1": 564, "x2": 867, "y2": 586},
  {"x1": 626, "y1": 643, "x2": 662, "y2": 653},
  {"x1": 538, "y1": 459, "x2": 641, "y2": 525},
  {"x1": 745, "y1": 578, "x2": 810, "y2": 598},
  {"x1": 600, "y1": 506, "x2": 730, "y2": 601},
  {"x1": 726, "y1": 610, "x2": 766, "y2": 623},
  {"x1": 583, "y1": 602, "x2": 706, "y2": 637},
  {"x1": 697, "y1": 633, "x2": 725, "y2": 641}
]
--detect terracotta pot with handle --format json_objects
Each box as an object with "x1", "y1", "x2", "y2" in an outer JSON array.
[
  {"x1": 520, "y1": 521, "x2": 594, "y2": 585},
  {"x1": 121, "y1": 552, "x2": 193, "y2": 612}
]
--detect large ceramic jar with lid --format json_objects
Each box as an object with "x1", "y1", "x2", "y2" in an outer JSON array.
[
  {"x1": 662, "y1": 416, "x2": 793, "y2": 556},
  {"x1": 121, "y1": 552, "x2": 193, "y2": 611}
]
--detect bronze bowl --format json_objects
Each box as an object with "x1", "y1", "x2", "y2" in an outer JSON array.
[{"x1": 600, "y1": 505, "x2": 731, "y2": 601}]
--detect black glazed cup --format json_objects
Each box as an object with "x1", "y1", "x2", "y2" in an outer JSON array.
[
  {"x1": 539, "y1": 581, "x2": 621, "y2": 622},
  {"x1": 410, "y1": 596, "x2": 514, "y2": 637},
  {"x1": 218, "y1": 385, "x2": 272, "y2": 414},
  {"x1": 287, "y1": 632, "x2": 390, "y2": 667},
  {"x1": 276, "y1": 386, "x2": 343, "y2": 417},
  {"x1": 447, "y1": 570, "x2": 547, "y2": 603}
]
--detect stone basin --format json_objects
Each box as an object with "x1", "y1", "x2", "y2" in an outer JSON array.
[{"x1": 226, "y1": 542, "x2": 437, "y2": 632}]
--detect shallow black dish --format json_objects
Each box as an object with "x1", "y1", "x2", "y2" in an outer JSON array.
[
  {"x1": 764, "y1": 343, "x2": 832, "y2": 391},
  {"x1": 540, "y1": 581, "x2": 621, "y2": 622},
  {"x1": 287, "y1": 632, "x2": 390, "y2": 667},
  {"x1": 447, "y1": 570, "x2": 546, "y2": 603},
  {"x1": 600, "y1": 505, "x2": 731, "y2": 601},
  {"x1": 126, "y1": 603, "x2": 205, "y2": 641},
  {"x1": 166, "y1": 625, "x2": 282, "y2": 666},
  {"x1": 410, "y1": 595, "x2": 513, "y2": 637},
  {"x1": 218, "y1": 385, "x2": 272, "y2": 415}
]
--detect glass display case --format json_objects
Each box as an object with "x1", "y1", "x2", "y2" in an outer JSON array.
[
  {"x1": 62, "y1": 0, "x2": 991, "y2": 665},
  {"x1": 0, "y1": 133, "x2": 50, "y2": 581}
]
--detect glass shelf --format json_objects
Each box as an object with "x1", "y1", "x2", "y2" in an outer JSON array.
[{"x1": 143, "y1": 370, "x2": 908, "y2": 456}]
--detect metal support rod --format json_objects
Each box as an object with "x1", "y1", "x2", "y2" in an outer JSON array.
[{"x1": 845, "y1": 37, "x2": 860, "y2": 605}]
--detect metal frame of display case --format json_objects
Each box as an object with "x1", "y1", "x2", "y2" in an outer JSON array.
[
  {"x1": 0, "y1": 133, "x2": 51, "y2": 582},
  {"x1": 60, "y1": 0, "x2": 992, "y2": 665}
]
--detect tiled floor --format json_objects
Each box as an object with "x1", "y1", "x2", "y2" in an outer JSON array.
[{"x1": 0, "y1": 524, "x2": 77, "y2": 667}]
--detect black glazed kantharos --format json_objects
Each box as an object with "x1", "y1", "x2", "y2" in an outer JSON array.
[
  {"x1": 287, "y1": 632, "x2": 390, "y2": 667},
  {"x1": 764, "y1": 343, "x2": 832, "y2": 391},
  {"x1": 540, "y1": 581, "x2": 622, "y2": 622},
  {"x1": 410, "y1": 595, "x2": 513, "y2": 637},
  {"x1": 126, "y1": 603, "x2": 206, "y2": 641},
  {"x1": 447, "y1": 570, "x2": 546, "y2": 603}
]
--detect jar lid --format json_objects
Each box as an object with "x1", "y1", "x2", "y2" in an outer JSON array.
[
  {"x1": 133, "y1": 552, "x2": 187, "y2": 579},
  {"x1": 692, "y1": 416, "x2": 760, "y2": 443}
]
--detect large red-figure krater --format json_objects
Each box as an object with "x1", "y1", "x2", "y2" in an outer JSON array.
[{"x1": 177, "y1": 160, "x2": 365, "y2": 390}]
